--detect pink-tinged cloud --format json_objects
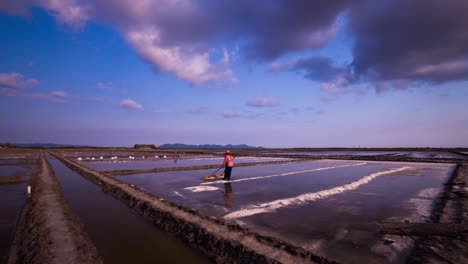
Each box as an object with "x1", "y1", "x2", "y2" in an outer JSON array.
[
  {"x1": 0, "y1": 72, "x2": 38, "y2": 89},
  {"x1": 120, "y1": 98, "x2": 142, "y2": 110},
  {"x1": 246, "y1": 98, "x2": 279, "y2": 107},
  {"x1": 1, "y1": 88, "x2": 18, "y2": 97},
  {"x1": 50, "y1": 90, "x2": 68, "y2": 97}
]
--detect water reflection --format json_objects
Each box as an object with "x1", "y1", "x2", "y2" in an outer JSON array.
[{"x1": 223, "y1": 182, "x2": 233, "y2": 208}]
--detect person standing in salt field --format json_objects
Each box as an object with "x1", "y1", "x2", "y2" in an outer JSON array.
[{"x1": 222, "y1": 150, "x2": 234, "y2": 180}]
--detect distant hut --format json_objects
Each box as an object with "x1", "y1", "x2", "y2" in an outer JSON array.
[{"x1": 133, "y1": 144, "x2": 159, "y2": 150}]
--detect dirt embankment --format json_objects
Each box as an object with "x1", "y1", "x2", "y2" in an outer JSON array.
[
  {"x1": 7, "y1": 152, "x2": 102, "y2": 264},
  {"x1": 0, "y1": 176, "x2": 29, "y2": 185},
  {"x1": 50, "y1": 151, "x2": 338, "y2": 264},
  {"x1": 383, "y1": 163, "x2": 468, "y2": 264}
]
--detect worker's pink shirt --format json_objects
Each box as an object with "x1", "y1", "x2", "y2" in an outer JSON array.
[{"x1": 223, "y1": 155, "x2": 234, "y2": 167}]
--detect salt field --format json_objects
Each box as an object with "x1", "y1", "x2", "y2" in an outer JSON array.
[
  {"x1": 116, "y1": 160, "x2": 455, "y2": 263},
  {"x1": 1, "y1": 148, "x2": 467, "y2": 263}
]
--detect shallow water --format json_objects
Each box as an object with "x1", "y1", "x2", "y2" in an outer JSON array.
[
  {"x1": 81, "y1": 156, "x2": 292, "y2": 171},
  {"x1": 48, "y1": 156, "x2": 211, "y2": 264},
  {"x1": 0, "y1": 183, "x2": 27, "y2": 263},
  {"x1": 116, "y1": 160, "x2": 454, "y2": 263},
  {"x1": 0, "y1": 165, "x2": 31, "y2": 177},
  {"x1": 270, "y1": 151, "x2": 400, "y2": 156}
]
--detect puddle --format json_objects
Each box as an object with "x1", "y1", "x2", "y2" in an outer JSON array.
[
  {"x1": 116, "y1": 160, "x2": 454, "y2": 263},
  {"x1": 48, "y1": 156, "x2": 211, "y2": 264},
  {"x1": 0, "y1": 183, "x2": 27, "y2": 263}
]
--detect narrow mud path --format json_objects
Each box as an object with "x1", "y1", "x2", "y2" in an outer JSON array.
[
  {"x1": 51, "y1": 151, "x2": 338, "y2": 264},
  {"x1": 7, "y1": 151, "x2": 102, "y2": 264}
]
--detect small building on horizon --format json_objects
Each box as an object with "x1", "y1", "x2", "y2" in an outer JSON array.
[{"x1": 133, "y1": 144, "x2": 159, "y2": 150}]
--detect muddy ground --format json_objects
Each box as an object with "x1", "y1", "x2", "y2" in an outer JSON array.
[{"x1": 7, "y1": 152, "x2": 102, "y2": 264}]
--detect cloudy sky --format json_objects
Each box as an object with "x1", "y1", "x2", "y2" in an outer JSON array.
[{"x1": 1, "y1": 0, "x2": 467, "y2": 147}]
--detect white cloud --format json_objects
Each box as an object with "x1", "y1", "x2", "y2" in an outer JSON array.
[
  {"x1": 126, "y1": 28, "x2": 235, "y2": 85},
  {"x1": 120, "y1": 98, "x2": 142, "y2": 110}
]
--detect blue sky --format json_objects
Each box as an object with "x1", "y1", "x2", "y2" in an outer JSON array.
[{"x1": 1, "y1": 1, "x2": 467, "y2": 147}]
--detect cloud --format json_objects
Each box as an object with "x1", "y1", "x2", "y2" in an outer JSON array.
[
  {"x1": 272, "y1": 56, "x2": 348, "y2": 82},
  {"x1": 0, "y1": 1, "x2": 356, "y2": 85},
  {"x1": 4, "y1": 0, "x2": 468, "y2": 91},
  {"x1": 0, "y1": 72, "x2": 38, "y2": 89},
  {"x1": 348, "y1": 0, "x2": 468, "y2": 85},
  {"x1": 50, "y1": 90, "x2": 68, "y2": 97},
  {"x1": 1, "y1": 88, "x2": 69, "y2": 103},
  {"x1": 222, "y1": 110, "x2": 262, "y2": 119},
  {"x1": 0, "y1": 88, "x2": 19, "y2": 97},
  {"x1": 185, "y1": 107, "x2": 208, "y2": 115},
  {"x1": 222, "y1": 112, "x2": 247, "y2": 119},
  {"x1": 126, "y1": 29, "x2": 235, "y2": 85},
  {"x1": 246, "y1": 98, "x2": 279, "y2": 107},
  {"x1": 96, "y1": 81, "x2": 113, "y2": 90},
  {"x1": 120, "y1": 98, "x2": 142, "y2": 110}
]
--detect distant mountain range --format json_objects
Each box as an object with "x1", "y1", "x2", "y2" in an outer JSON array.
[{"x1": 159, "y1": 143, "x2": 263, "y2": 149}]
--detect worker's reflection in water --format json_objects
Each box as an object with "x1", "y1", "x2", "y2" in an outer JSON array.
[{"x1": 223, "y1": 182, "x2": 233, "y2": 208}]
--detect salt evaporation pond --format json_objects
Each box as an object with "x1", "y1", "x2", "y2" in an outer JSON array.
[
  {"x1": 116, "y1": 159, "x2": 454, "y2": 263},
  {"x1": 48, "y1": 156, "x2": 210, "y2": 264},
  {"x1": 81, "y1": 156, "x2": 292, "y2": 171},
  {"x1": 268, "y1": 151, "x2": 400, "y2": 156},
  {"x1": 0, "y1": 165, "x2": 31, "y2": 177},
  {"x1": 0, "y1": 183, "x2": 27, "y2": 262}
]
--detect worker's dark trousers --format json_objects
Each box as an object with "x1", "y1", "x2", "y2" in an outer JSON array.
[{"x1": 224, "y1": 166, "x2": 233, "y2": 180}]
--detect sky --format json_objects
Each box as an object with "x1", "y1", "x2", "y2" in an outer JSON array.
[{"x1": 0, "y1": 0, "x2": 467, "y2": 148}]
